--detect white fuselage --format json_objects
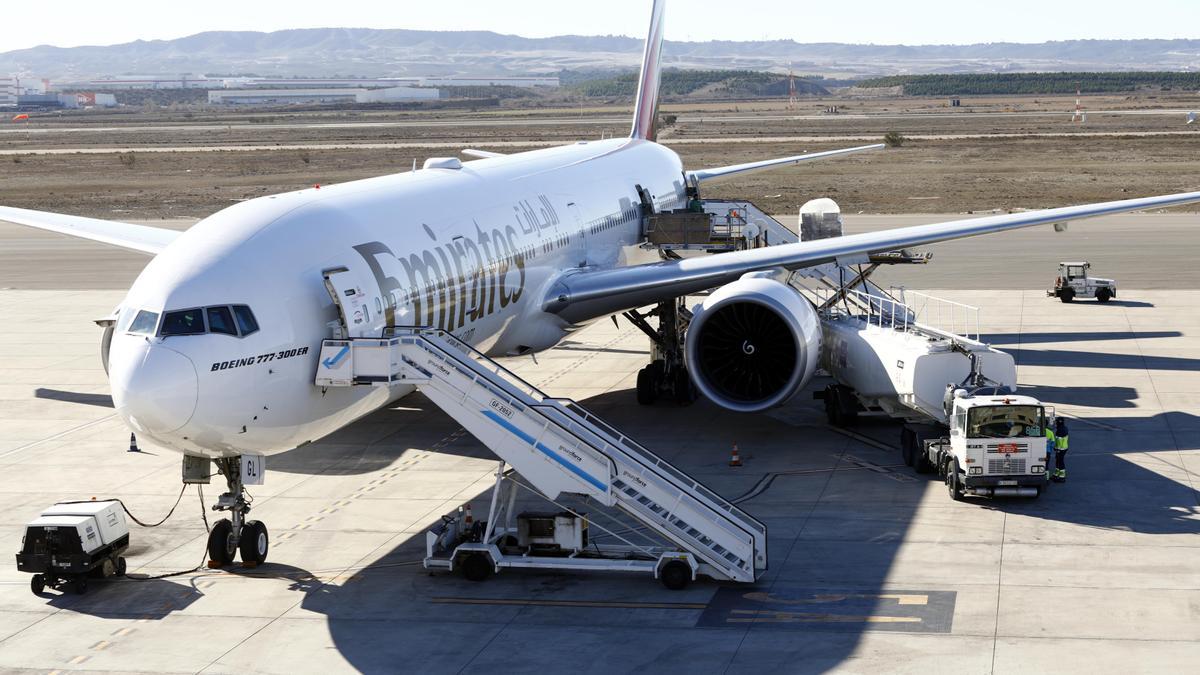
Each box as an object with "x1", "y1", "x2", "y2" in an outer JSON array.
[{"x1": 107, "y1": 138, "x2": 687, "y2": 458}]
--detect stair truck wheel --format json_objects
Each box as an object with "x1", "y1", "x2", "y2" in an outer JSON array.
[
  {"x1": 461, "y1": 552, "x2": 493, "y2": 582},
  {"x1": 948, "y1": 460, "x2": 965, "y2": 501},
  {"x1": 1096, "y1": 288, "x2": 1112, "y2": 303},
  {"x1": 239, "y1": 520, "x2": 269, "y2": 566},
  {"x1": 660, "y1": 560, "x2": 691, "y2": 591},
  {"x1": 30, "y1": 574, "x2": 44, "y2": 595},
  {"x1": 207, "y1": 519, "x2": 236, "y2": 567},
  {"x1": 1060, "y1": 288, "x2": 1075, "y2": 303}
]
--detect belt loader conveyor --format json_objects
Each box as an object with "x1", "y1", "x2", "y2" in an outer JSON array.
[{"x1": 314, "y1": 327, "x2": 766, "y2": 588}]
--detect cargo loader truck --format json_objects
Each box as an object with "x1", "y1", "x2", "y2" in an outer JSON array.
[{"x1": 813, "y1": 289, "x2": 1051, "y2": 500}]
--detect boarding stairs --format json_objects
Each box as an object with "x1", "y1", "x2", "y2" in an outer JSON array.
[{"x1": 313, "y1": 326, "x2": 767, "y2": 583}]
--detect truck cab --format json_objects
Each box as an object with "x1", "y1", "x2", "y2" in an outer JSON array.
[
  {"x1": 1049, "y1": 261, "x2": 1117, "y2": 303},
  {"x1": 930, "y1": 392, "x2": 1050, "y2": 499}
]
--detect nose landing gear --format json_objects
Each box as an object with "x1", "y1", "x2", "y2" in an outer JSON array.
[{"x1": 207, "y1": 456, "x2": 269, "y2": 568}]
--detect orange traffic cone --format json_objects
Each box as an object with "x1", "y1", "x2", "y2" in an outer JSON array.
[{"x1": 729, "y1": 444, "x2": 743, "y2": 467}]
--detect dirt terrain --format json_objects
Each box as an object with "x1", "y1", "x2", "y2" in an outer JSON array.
[{"x1": 1, "y1": 94, "x2": 1198, "y2": 219}]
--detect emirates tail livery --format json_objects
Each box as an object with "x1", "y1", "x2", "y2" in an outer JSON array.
[{"x1": 3, "y1": 0, "x2": 1198, "y2": 566}]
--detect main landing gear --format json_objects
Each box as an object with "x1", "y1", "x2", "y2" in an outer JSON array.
[
  {"x1": 625, "y1": 298, "x2": 696, "y2": 405},
  {"x1": 207, "y1": 456, "x2": 269, "y2": 568}
]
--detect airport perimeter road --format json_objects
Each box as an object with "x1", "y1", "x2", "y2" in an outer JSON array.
[
  {"x1": 0, "y1": 289, "x2": 1197, "y2": 672},
  {"x1": 0, "y1": 213, "x2": 1196, "y2": 290}
]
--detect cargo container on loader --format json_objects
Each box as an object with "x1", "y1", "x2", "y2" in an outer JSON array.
[{"x1": 814, "y1": 289, "x2": 1051, "y2": 499}]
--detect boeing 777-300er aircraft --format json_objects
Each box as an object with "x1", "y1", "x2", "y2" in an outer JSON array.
[{"x1": 3, "y1": 0, "x2": 1198, "y2": 567}]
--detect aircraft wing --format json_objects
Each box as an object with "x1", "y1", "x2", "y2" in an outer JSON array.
[
  {"x1": 544, "y1": 190, "x2": 1200, "y2": 323},
  {"x1": 0, "y1": 206, "x2": 180, "y2": 255},
  {"x1": 687, "y1": 144, "x2": 884, "y2": 183}
]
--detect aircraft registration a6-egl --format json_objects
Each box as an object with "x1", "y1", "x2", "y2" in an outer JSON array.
[{"x1": 3, "y1": 0, "x2": 1199, "y2": 567}]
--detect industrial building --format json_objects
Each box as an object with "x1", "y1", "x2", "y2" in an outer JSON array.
[
  {"x1": 67, "y1": 74, "x2": 560, "y2": 91},
  {"x1": 8, "y1": 92, "x2": 117, "y2": 110},
  {"x1": 1, "y1": 77, "x2": 49, "y2": 107},
  {"x1": 422, "y1": 76, "x2": 559, "y2": 88},
  {"x1": 207, "y1": 86, "x2": 440, "y2": 106},
  {"x1": 85, "y1": 75, "x2": 211, "y2": 89}
]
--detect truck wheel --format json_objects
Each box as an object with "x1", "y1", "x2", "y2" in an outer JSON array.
[
  {"x1": 30, "y1": 574, "x2": 44, "y2": 595},
  {"x1": 636, "y1": 367, "x2": 657, "y2": 405},
  {"x1": 239, "y1": 520, "x2": 269, "y2": 566},
  {"x1": 835, "y1": 386, "x2": 858, "y2": 426},
  {"x1": 1096, "y1": 288, "x2": 1112, "y2": 303},
  {"x1": 660, "y1": 560, "x2": 691, "y2": 590},
  {"x1": 914, "y1": 443, "x2": 935, "y2": 474},
  {"x1": 947, "y1": 462, "x2": 965, "y2": 501},
  {"x1": 116, "y1": 557, "x2": 127, "y2": 577},
  {"x1": 823, "y1": 386, "x2": 842, "y2": 426},
  {"x1": 1059, "y1": 288, "x2": 1075, "y2": 303},
  {"x1": 73, "y1": 577, "x2": 88, "y2": 595},
  {"x1": 461, "y1": 552, "x2": 493, "y2": 582},
  {"x1": 207, "y1": 519, "x2": 236, "y2": 567}
]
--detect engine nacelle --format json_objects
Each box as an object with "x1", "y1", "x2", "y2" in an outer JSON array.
[{"x1": 685, "y1": 276, "x2": 821, "y2": 412}]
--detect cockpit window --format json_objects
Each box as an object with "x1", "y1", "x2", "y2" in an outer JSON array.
[
  {"x1": 127, "y1": 310, "x2": 159, "y2": 335},
  {"x1": 232, "y1": 305, "x2": 259, "y2": 336},
  {"x1": 206, "y1": 306, "x2": 237, "y2": 336},
  {"x1": 161, "y1": 309, "x2": 206, "y2": 336}
]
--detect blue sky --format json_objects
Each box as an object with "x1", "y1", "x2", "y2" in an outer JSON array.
[{"x1": 2, "y1": 0, "x2": 1195, "y2": 51}]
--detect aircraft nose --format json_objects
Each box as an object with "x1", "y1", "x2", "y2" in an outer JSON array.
[{"x1": 110, "y1": 342, "x2": 199, "y2": 435}]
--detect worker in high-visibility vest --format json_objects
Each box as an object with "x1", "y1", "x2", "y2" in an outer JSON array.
[
  {"x1": 1043, "y1": 424, "x2": 1056, "y2": 482},
  {"x1": 1052, "y1": 417, "x2": 1070, "y2": 482}
]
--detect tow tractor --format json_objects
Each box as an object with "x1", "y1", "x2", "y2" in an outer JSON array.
[
  {"x1": 1048, "y1": 261, "x2": 1116, "y2": 303},
  {"x1": 811, "y1": 287, "x2": 1052, "y2": 499}
]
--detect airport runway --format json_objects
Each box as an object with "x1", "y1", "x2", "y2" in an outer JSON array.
[
  {"x1": 1, "y1": 107, "x2": 1193, "y2": 136},
  {"x1": 3, "y1": 130, "x2": 1198, "y2": 156},
  {"x1": 0, "y1": 285, "x2": 1197, "y2": 672},
  {"x1": 1, "y1": 213, "x2": 1195, "y2": 290}
]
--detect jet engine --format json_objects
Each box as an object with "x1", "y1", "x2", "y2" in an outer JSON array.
[
  {"x1": 96, "y1": 315, "x2": 117, "y2": 376},
  {"x1": 684, "y1": 276, "x2": 821, "y2": 413}
]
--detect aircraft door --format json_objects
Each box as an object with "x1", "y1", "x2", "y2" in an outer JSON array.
[
  {"x1": 322, "y1": 266, "x2": 377, "y2": 338},
  {"x1": 567, "y1": 201, "x2": 587, "y2": 267}
]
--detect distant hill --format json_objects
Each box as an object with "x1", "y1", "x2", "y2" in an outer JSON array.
[{"x1": 2, "y1": 29, "x2": 1198, "y2": 81}]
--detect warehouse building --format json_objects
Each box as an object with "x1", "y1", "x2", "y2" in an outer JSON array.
[{"x1": 207, "y1": 86, "x2": 440, "y2": 105}]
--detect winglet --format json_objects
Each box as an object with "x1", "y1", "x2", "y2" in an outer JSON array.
[{"x1": 630, "y1": 0, "x2": 667, "y2": 141}]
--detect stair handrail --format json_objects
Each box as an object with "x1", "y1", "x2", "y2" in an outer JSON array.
[{"x1": 380, "y1": 324, "x2": 767, "y2": 573}]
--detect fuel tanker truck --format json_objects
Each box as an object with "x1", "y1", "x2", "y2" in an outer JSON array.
[{"x1": 814, "y1": 292, "x2": 1052, "y2": 500}]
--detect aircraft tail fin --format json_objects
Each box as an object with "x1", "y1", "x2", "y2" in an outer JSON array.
[{"x1": 630, "y1": 0, "x2": 666, "y2": 141}]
